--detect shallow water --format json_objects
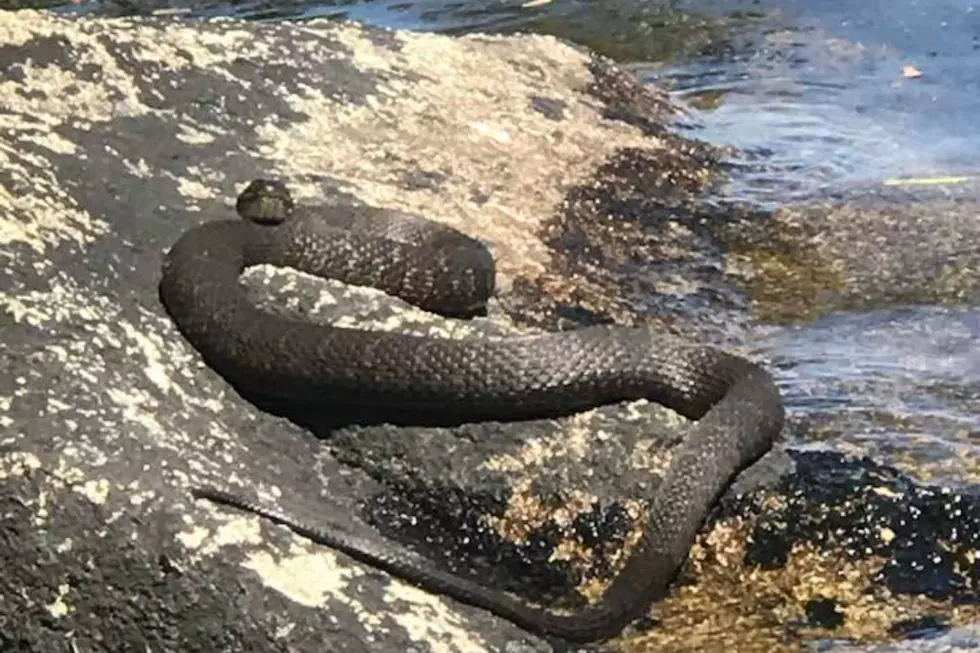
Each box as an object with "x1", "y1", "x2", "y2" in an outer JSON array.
[
  {"x1": 749, "y1": 305, "x2": 980, "y2": 484},
  {"x1": 639, "y1": 0, "x2": 980, "y2": 207}
]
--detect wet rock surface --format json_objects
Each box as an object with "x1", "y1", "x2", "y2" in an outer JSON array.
[
  {"x1": 725, "y1": 182, "x2": 980, "y2": 326},
  {"x1": 0, "y1": 9, "x2": 977, "y2": 653}
]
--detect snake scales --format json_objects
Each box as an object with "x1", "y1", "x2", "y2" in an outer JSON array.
[{"x1": 159, "y1": 179, "x2": 785, "y2": 643}]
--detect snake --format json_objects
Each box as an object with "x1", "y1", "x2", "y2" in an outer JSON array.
[{"x1": 158, "y1": 179, "x2": 785, "y2": 643}]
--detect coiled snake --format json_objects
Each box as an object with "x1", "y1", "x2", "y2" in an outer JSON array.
[{"x1": 159, "y1": 179, "x2": 785, "y2": 643}]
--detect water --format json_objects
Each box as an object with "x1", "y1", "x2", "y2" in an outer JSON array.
[
  {"x1": 628, "y1": 0, "x2": 980, "y2": 483},
  {"x1": 640, "y1": 0, "x2": 980, "y2": 206},
  {"x1": 749, "y1": 306, "x2": 980, "y2": 484}
]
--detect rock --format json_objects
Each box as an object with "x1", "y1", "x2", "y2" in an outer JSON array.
[
  {"x1": 723, "y1": 181, "x2": 980, "y2": 325},
  {"x1": 0, "y1": 9, "x2": 977, "y2": 653}
]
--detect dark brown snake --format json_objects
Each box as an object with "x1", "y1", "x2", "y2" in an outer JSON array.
[{"x1": 159, "y1": 179, "x2": 785, "y2": 643}]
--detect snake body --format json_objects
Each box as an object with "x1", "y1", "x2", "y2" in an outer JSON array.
[{"x1": 159, "y1": 180, "x2": 785, "y2": 643}]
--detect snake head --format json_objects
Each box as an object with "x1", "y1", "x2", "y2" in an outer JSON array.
[{"x1": 237, "y1": 178, "x2": 295, "y2": 225}]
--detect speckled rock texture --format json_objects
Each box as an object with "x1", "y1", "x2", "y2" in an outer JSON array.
[{"x1": 0, "y1": 10, "x2": 977, "y2": 653}]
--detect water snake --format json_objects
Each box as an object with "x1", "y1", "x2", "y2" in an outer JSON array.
[{"x1": 159, "y1": 179, "x2": 785, "y2": 643}]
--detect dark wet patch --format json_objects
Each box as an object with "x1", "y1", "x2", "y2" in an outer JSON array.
[
  {"x1": 586, "y1": 56, "x2": 681, "y2": 138},
  {"x1": 477, "y1": 54, "x2": 772, "y2": 339},
  {"x1": 364, "y1": 481, "x2": 579, "y2": 605},
  {"x1": 535, "y1": 144, "x2": 768, "y2": 342},
  {"x1": 611, "y1": 448, "x2": 980, "y2": 651},
  {"x1": 805, "y1": 597, "x2": 846, "y2": 629},
  {"x1": 356, "y1": 471, "x2": 643, "y2": 608},
  {"x1": 730, "y1": 450, "x2": 980, "y2": 602},
  {"x1": 468, "y1": 187, "x2": 491, "y2": 205}
]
